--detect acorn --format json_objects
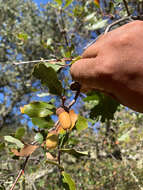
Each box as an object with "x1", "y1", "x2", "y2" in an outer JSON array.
[
  {"x1": 56, "y1": 107, "x2": 71, "y2": 130},
  {"x1": 69, "y1": 109, "x2": 78, "y2": 130},
  {"x1": 46, "y1": 131, "x2": 58, "y2": 149}
]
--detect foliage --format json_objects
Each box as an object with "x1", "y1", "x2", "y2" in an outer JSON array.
[{"x1": 1, "y1": 0, "x2": 143, "y2": 190}]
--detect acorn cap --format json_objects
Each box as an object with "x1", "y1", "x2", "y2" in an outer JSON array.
[
  {"x1": 70, "y1": 81, "x2": 81, "y2": 91},
  {"x1": 56, "y1": 107, "x2": 65, "y2": 116}
]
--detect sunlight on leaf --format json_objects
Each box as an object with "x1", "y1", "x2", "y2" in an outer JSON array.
[
  {"x1": 70, "y1": 56, "x2": 81, "y2": 65},
  {"x1": 118, "y1": 132, "x2": 130, "y2": 142},
  {"x1": 62, "y1": 171, "x2": 76, "y2": 190},
  {"x1": 4, "y1": 136, "x2": 24, "y2": 148},
  {"x1": 34, "y1": 133, "x2": 44, "y2": 144},
  {"x1": 43, "y1": 62, "x2": 64, "y2": 72},
  {"x1": 46, "y1": 132, "x2": 59, "y2": 149},
  {"x1": 54, "y1": 0, "x2": 62, "y2": 6},
  {"x1": 17, "y1": 33, "x2": 28, "y2": 41},
  {"x1": 87, "y1": 19, "x2": 108, "y2": 30},
  {"x1": 20, "y1": 101, "x2": 54, "y2": 118},
  {"x1": 64, "y1": 0, "x2": 73, "y2": 9}
]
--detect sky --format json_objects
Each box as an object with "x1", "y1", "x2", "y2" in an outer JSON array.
[{"x1": 34, "y1": 0, "x2": 49, "y2": 5}]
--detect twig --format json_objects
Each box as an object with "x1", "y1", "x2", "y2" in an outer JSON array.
[
  {"x1": 68, "y1": 88, "x2": 80, "y2": 109},
  {"x1": 122, "y1": 0, "x2": 131, "y2": 16},
  {"x1": 32, "y1": 183, "x2": 37, "y2": 190},
  {"x1": 84, "y1": 16, "x2": 133, "y2": 50},
  {"x1": 10, "y1": 141, "x2": 37, "y2": 190},
  {"x1": 60, "y1": 8, "x2": 69, "y2": 48},
  {"x1": 58, "y1": 147, "x2": 61, "y2": 166},
  {"x1": 13, "y1": 58, "x2": 74, "y2": 65},
  {"x1": 10, "y1": 156, "x2": 29, "y2": 190}
]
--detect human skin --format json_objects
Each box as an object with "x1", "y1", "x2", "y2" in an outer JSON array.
[{"x1": 70, "y1": 20, "x2": 143, "y2": 113}]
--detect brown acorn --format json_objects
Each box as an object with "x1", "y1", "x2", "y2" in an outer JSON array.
[
  {"x1": 56, "y1": 107, "x2": 71, "y2": 130},
  {"x1": 46, "y1": 131, "x2": 58, "y2": 149},
  {"x1": 69, "y1": 109, "x2": 78, "y2": 130}
]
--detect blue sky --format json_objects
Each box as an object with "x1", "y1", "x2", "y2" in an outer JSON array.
[{"x1": 34, "y1": 0, "x2": 49, "y2": 5}]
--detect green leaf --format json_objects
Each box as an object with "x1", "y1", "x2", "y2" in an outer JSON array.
[
  {"x1": 46, "y1": 160, "x2": 64, "y2": 170},
  {"x1": 32, "y1": 117, "x2": 54, "y2": 129},
  {"x1": 59, "y1": 133, "x2": 69, "y2": 147},
  {"x1": 54, "y1": 0, "x2": 62, "y2": 6},
  {"x1": 64, "y1": 0, "x2": 73, "y2": 9},
  {"x1": 4, "y1": 136, "x2": 24, "y2": 148},
  {"x1": 34, "y1": 133, "x2": 44, "y2": 144},
  {"x1": 84, "y1": 93, "x2": 100, "y2": 110},
  {"x1": 43, "y1": 62, "x2": 64, "y2": 72},
  {"x1": 46, "y1": 38, "x2": 52, "y2": 46},
  {"x1": 109, "y1": 1, "x2": 114, "y2": 13},
  {"x1": 90, "y1": 93, "x2": 119, "y2": 122},
  {"x1": 60, "y1": 148, "x2": 88, "y2": 158},
  {"x1": 21, "y1": 101, "x2": 54, "y2": 118},
  {"x1": 84, "y1": 13, "x2": 96, "y2": 22},
  {"x1": 17, "y1": 33, "x2": 28, "y2": 41},
  {"x1": 88, "y1": 19, "x2": 108, "y2": 30},
  {"x1": 0, "y1": 143, "x2": 5, "y2": 151},
  {"x1": 62, "y1": 171, "x2": 76, "y2": 190},
  {"x1": 84, "y1": 94, "x2": 100, "y2": 101},
  {"x1": 15, "y1": 128, "x2": 25, "y2": 140},
  {"x1": 70, "y1": 56, "x2": 81, "y2": 65},
  {"x1": 76, "y1": 115, "x2": 88, "y2": 133},
  {"x1": 33, "y1": 63, "x2": 63, "y2": 96},
  {"x1": 118, "y1": 132, "x2": 130, "y2": 142}
]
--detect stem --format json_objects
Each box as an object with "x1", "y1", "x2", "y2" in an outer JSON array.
[
  {"x1": 13, "y1": 58, "x2": 74, "y2": 65},
  {"x1": 122, "y1": 0, "x2": 130, "y2": 16},
  {"x1": 68, "y1": 87, "x2": 80, "y2": 109},
  {"x1": 10, "y1": 156, "x2": 29, "y2": 190},
  {"x1": 32, "y1": 183, "x2": 37, "y2": 190},
  {"x1": 10, "y1": 170, "x2": 23, "y2": 190},
  {"x1": 60, "y1": 8, "x2": 70, "y2": 49},
  {"x1": 10, "y1": 141, "x2": 37, "y2": 190}
]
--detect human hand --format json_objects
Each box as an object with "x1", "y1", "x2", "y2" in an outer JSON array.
[{"x1": 70, "y1": 20, "x2": 143, "y2": 112}]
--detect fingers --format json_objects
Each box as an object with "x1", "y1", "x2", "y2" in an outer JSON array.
[
  {"x1": 82, "y1": 43, "x2": 98, "y2": 59},
  {"x1": 70, "y1": 57, "x2": 102, "y2": 92}
]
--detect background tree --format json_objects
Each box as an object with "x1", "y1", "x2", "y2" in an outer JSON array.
[{"x1": 1, "y1": 0, "x2": 143, "y2": 189}]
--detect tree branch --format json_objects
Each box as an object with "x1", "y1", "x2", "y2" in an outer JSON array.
[
  {"x1": 10, "y1": 141, "x2": 37, "y2": 190},
  {"x1": 122, "y1": 0, "x2": 130, "y2": 16},
  {"x1": 13, "y1": 58, "x2": 73, "y2": 65},
  {"x1": 10, "y1": 156, "x2": 29, "y2": 190}
]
